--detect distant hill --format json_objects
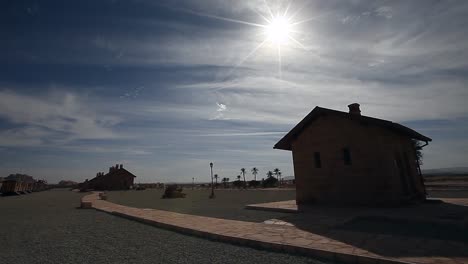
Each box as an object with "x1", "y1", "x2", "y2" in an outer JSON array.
[{"x1": 58, "y1": 180, "x2": 78, "y2": 186}]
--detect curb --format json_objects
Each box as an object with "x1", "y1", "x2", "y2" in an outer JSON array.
[
  {"x1": 245, "y1": 204, "x2": 299, "y2": 213},
  {"x1": 108, "y1": 210, "x2": 414, "y2": 264},
  {"x1": 83, "y1": 194, "x2": 416, "y2": 264}
]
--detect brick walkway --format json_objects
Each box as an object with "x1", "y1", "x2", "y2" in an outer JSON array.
[{"x1": 81, "y1": 193, "x2": 468, "y2": 264}]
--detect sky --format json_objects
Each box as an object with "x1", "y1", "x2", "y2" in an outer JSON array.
[{"x1": 1, "y1": 0, "x2": 468, "y2": 183}]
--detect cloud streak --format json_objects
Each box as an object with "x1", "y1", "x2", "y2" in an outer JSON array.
[{"x1": 0, "y1": 90, "x2": 123, "y2": 146}]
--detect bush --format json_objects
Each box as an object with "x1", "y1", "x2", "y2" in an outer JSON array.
[
  {"x1": 248, "y1": 180, "x2": 261, "y2": 188},
  {"x1": 232, "y1": 180, "x2": 243, "y2": 188},
  {"x1": 262, "y1": 176, "x2": 278, "y2": 188},
  {"x1": 161, "y1": 184, "x2": 186, "y2": 199}
]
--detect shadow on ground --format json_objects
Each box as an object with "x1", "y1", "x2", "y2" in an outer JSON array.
[{"x1": 280, "y1": 201, "x2": 468, "y2": 259}]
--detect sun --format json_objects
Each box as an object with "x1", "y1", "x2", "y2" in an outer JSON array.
[
  {"x1": 265, "y1": 16, "x2": 291, "y2": 45},
  {"x1": 181, "y1": 1, "x2": 311, "y2": 79}
]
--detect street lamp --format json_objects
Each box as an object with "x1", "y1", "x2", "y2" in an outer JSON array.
[{"x1": 209, "y1": 162, "x2": 215, "y2": 199}]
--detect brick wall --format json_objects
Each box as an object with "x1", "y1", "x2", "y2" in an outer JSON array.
[{"x1": 292, "y1": 114, "x2": 424, "y2": 206}]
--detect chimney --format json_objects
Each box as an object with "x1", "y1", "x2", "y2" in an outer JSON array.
[
  {"x1": 348, "y1": 103, "x2": 361, "y2": 116},
  {"x1": 120, "y1": 164, "x2": 123, "y2": 169},
  {"x1": 109, "y1": 167, "x2": 112, "y2": 173},
  {"x1": 115, "y1": 164, "x2": 119, "y2": 169}
]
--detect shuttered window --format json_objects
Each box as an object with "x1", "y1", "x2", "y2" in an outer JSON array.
[
  {"x1": 343, "y1": 148, "x2": 352, "y2": 165},
  {"x1": 314, "y1": 152, "x2": 322, "y2": 168}
]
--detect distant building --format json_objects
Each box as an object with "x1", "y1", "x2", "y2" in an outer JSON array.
[
  {"x1": 80, "y1": 164, "x2": 136, "y2": 191},
  {"x1": 1, "y1": 174, "x2": 36, "y2": 194},
  {"x1": 282, "y1": 176, "x2": 295, "y2": 186},
  {"x1": 0, "y1": 180, "x2": 32, "y2": 194},
  {"x1": 274, "y1": 104, "x2": 431, "y2": 206},
  {"x1": 5, "y1": 173, "x2": 34, "y2": 183}
]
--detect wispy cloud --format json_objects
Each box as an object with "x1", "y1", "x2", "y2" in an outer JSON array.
[
  {"x1": 210, "y1": 102, "x2": 228, "y2": 120},
  {"x1": 199, "y1": 131, "x2": 286, "y2": 137},
  {"x1": 0, "y1": 89, "x2": 123, "y2": 146},
  {"x1": 374, "y1": 6, "x2": 393, "y2": 19}
]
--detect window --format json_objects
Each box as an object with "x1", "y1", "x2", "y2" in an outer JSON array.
[
  {"x1": 314, "y1": 152, "x2": 322, "y2": 168},
  {"x1": 343, "y1": 148, "x2": 352, "y2": 165}
]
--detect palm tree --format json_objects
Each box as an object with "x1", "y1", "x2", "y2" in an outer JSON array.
[
  {"x1": 273, "y1": 168, "x2": 281, "y2": 185},
  {"x1": 251, "y1": 167, "x2": 259, "y2": 181},
  {"x1": 266, "y1": 170, "x2": 273, "y2": 178},
  {"x1": 263, "y1": 170, "x2": 278, "y2": 188},
  {"x1": 214, "y1": 174, "x2": 219, "y2": 188},
  {"x1": 278, "y1": 171, "x2": 282, "y2": 186},
  {"x1": 240, "y1": 168, "x2": 246, "y2": 188},
  {"x1": 237, "y1": 175, "x2": 241, "y2": 181},
  {"x1": 221, "y1": 177, "x2": 228, "y2": 188}
]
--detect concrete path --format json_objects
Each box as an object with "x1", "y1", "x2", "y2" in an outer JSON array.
[{"x1": 81, "y1": 193, "x2": 468, "y2": 264}]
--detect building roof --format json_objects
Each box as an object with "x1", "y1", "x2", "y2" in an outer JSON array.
[
  {"x1": 274, "y1": 106, "x2": 432, "y2": 151},
  {"x1": 109, "y1": 168, "x2": 137, "y2": 178},
  {"x1": 88, "y1": 168, "x2": 136, "y2": 184},
  {"x1": 4, "y1": 174, "x2": 35, "y2": 183}
]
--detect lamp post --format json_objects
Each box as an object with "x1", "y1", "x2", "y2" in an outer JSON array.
[
  {"x1": 192, "y1": 177, "x2": 194, "y2": 190},
  {"x1": 209, "y1": 162, "x2": 215, "y2": 199}
]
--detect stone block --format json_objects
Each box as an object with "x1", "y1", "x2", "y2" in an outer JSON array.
[
  {"x1": 81, "y1": 201, "x2": 92, "y2": 209},
  {"x1": 99, "y1": 193, "x2": 107, "y2": 200}
]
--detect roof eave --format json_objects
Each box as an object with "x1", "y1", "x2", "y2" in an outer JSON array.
[
  {"x1": 273, "y1": 143, "x2": 292, "y2": 151},
  {"x1": 273, "y1": 106, "x2": 323, "y2": 152}
]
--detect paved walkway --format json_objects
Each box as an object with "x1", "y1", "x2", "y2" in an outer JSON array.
[
  {"x1": 81, "y1": 193, "x2": 468, "y2": 264},
  {"x1": 246, "y1": 200, "x2": 299, "y2": 213}
]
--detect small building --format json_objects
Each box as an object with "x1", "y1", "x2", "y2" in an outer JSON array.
[
  {"x1": 1, "y1": 174, "x2": 37, "y2": 195},
  {"x1": 80, "y1": 164, "x2": 136, "y2": 191},
  {"x1": 274, "y1": 104, "x2": 431, "y2": 206},
  {"x1": 282, "y1": 176, "x2": 295, "y2": 186},
  {"x1": 0, "y1": 180, "x2": 23, "y2": 195}
]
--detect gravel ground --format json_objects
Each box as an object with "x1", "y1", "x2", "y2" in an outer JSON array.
[
  {"x1": 107, "y1": 188, "x2": 468, "y2": 223},
  {"x1": 0, "y1": 189, "x2": 332, "y2": 264},
  {"x1": 107, "y1": 189, "x2": 296, "y2": 222}
]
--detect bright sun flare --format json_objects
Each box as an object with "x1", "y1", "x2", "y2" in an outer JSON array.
[
  {"x1": 266, "y1": 16, "x2": 291, "y2": 45},
  {"x1": 191, "y1": 1, "x2": 312, "y2": 79}
]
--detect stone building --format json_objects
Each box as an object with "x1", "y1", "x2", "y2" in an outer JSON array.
[
  {"x1": 274, "y1": 104, "x2": 431, "y2": 206},
  {"x1": 0, "y1": 180, "x2": 24, "y2": 194},
  {"x1": 80, "y1": 164, "x2": 136, "y2": 191},
  {"x1": 0, "y1": 174, "x2": 36, "y2": 195}
]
